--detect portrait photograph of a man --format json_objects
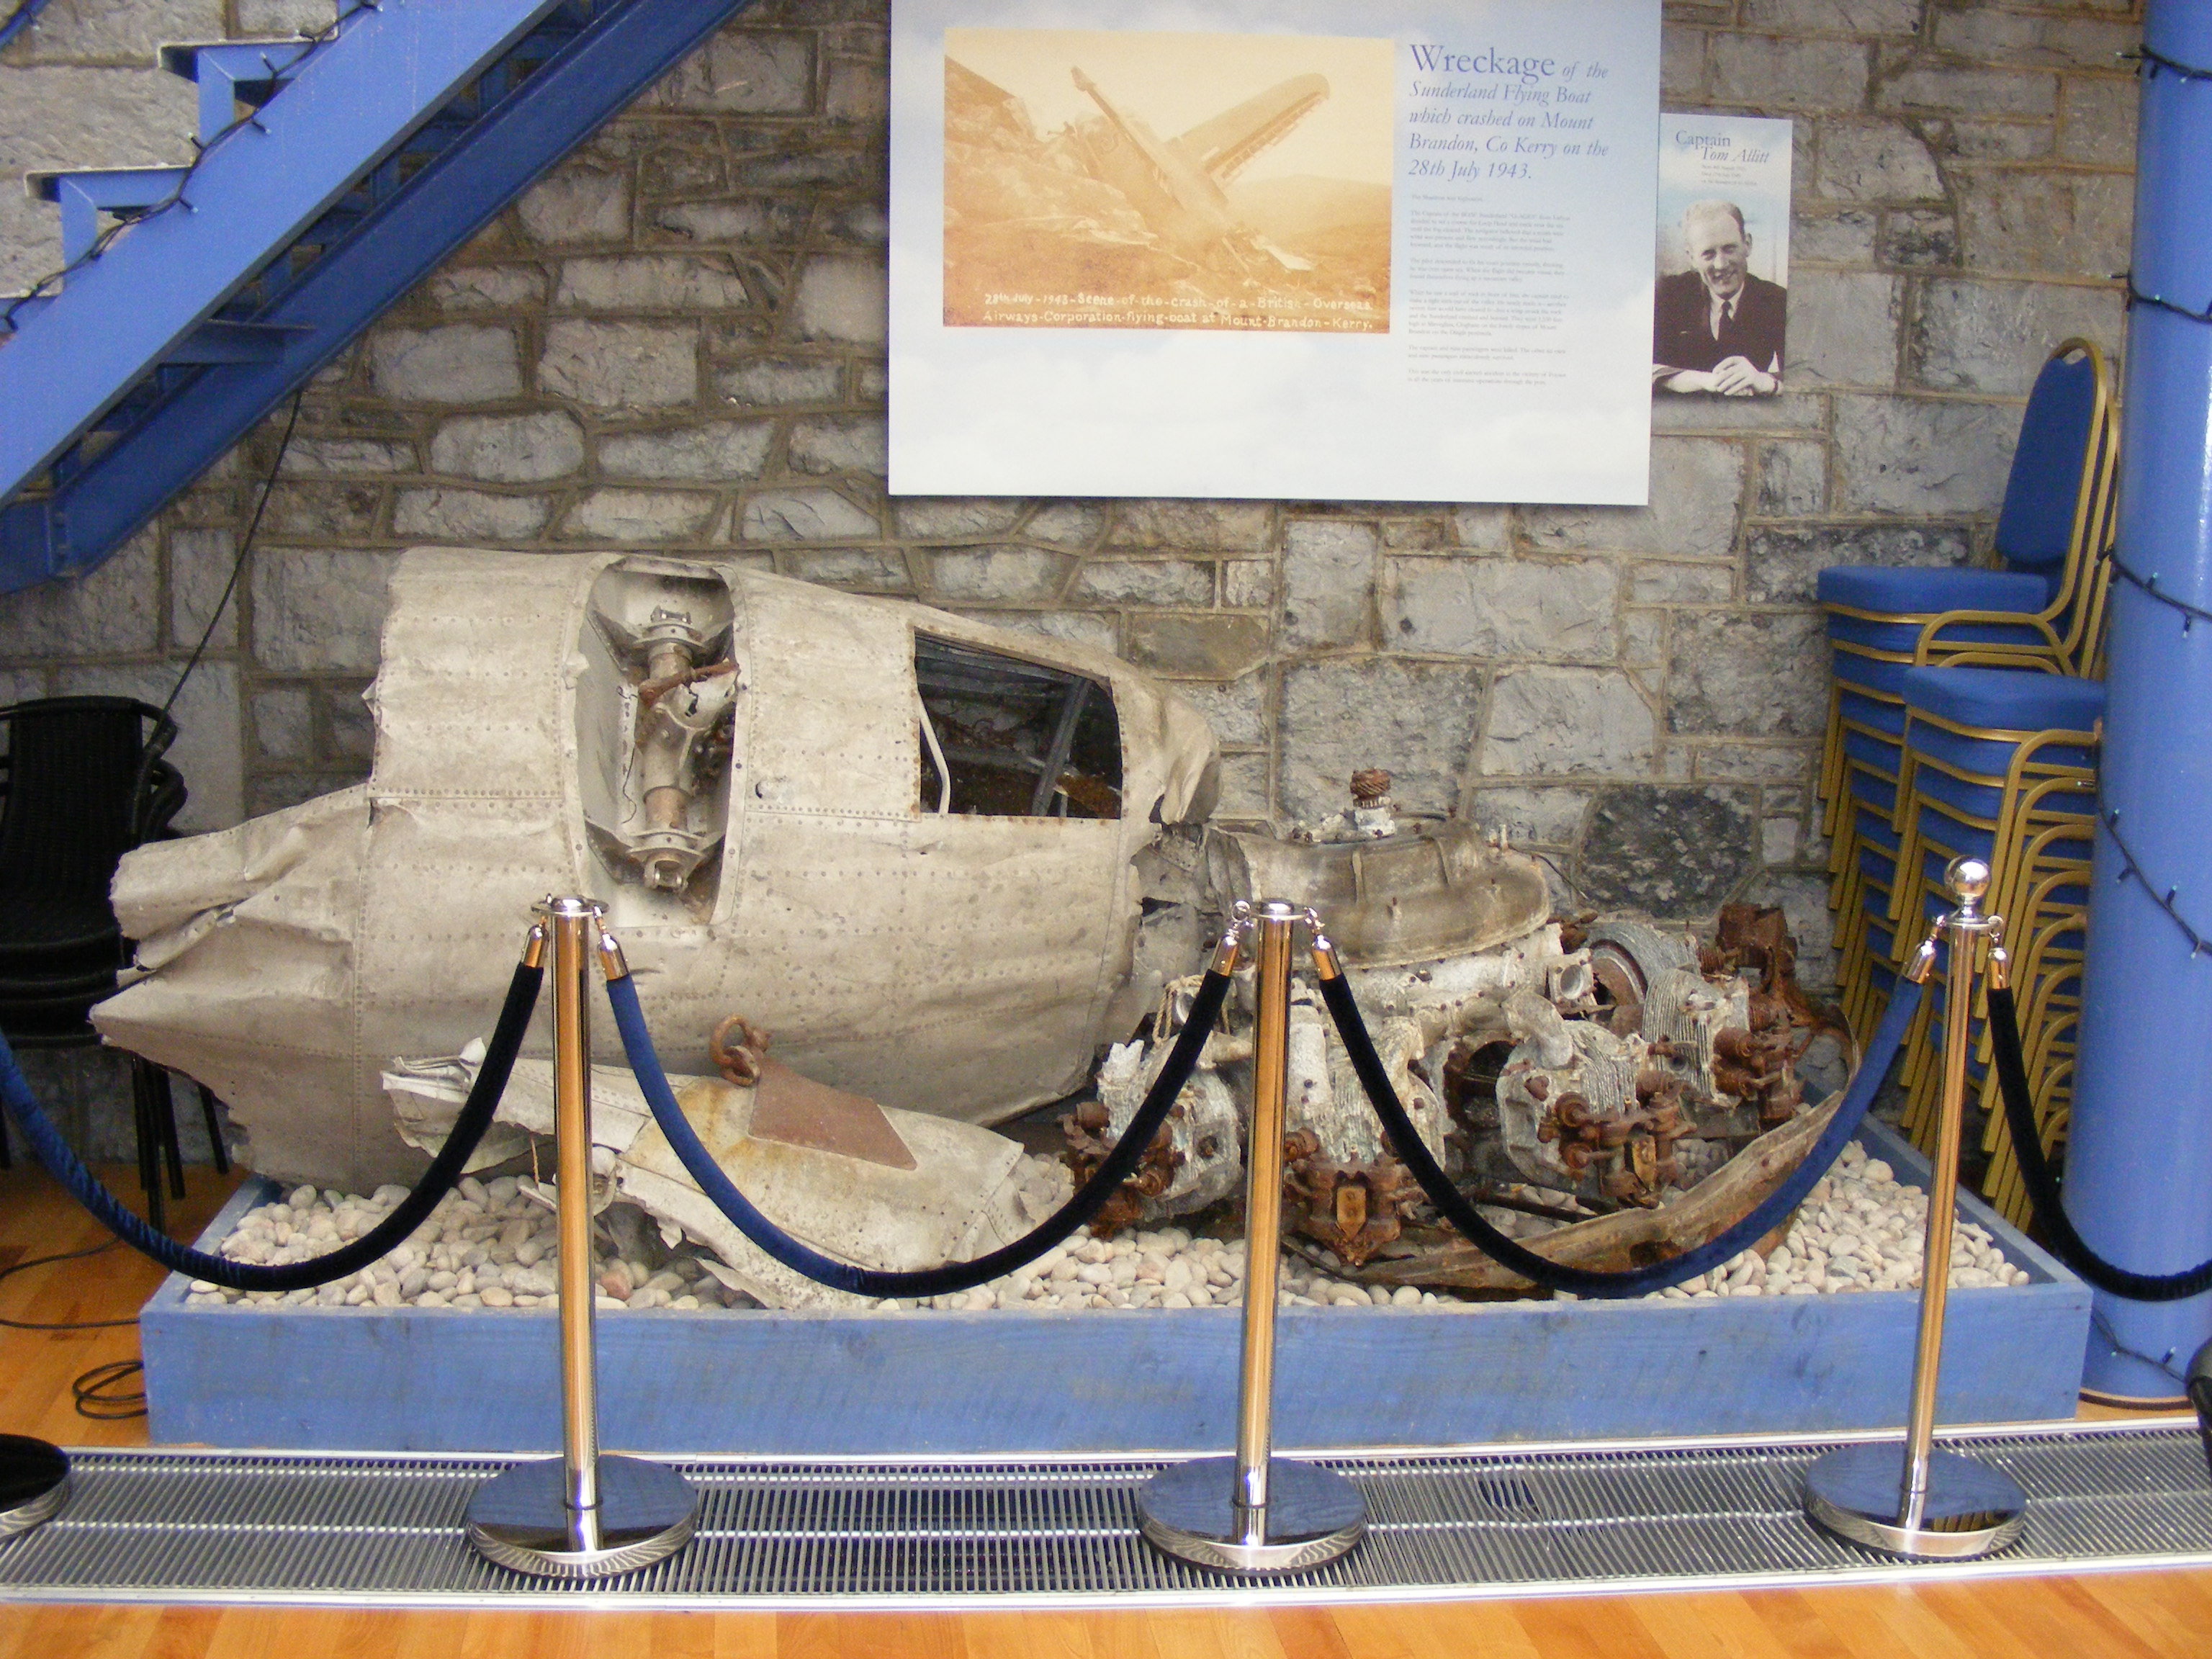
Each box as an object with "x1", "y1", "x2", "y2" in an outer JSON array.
[{"x1": 1653, "y1": 114, "x2": 1791, "y2": 398}]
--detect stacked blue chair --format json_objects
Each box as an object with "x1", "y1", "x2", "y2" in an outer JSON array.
[
  {"x1": 1818, "y1": 340, "x2": 2118, "y2": 1043},
  {"x1": 1884, "y1": 669, "x2": 2102, "y2": 1197}
]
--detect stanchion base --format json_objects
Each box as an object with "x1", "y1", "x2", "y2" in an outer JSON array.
[
  {"x1": 1803, "y1": 1442, "x2": 2026, "y2": 1560},
  {"x1": 1138, "y1": 1455, "x2": 1364, "y2": 1573},
  {"x1": 465, "y1": 1455, "x2": 697, "y2": 1579},
  {"x1": 0, "y1": 1436, "x2": 70, "y2": 1541}
]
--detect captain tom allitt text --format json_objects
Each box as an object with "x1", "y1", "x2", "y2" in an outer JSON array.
[{"x1": 1653, "y1": 199, "x2": 1785, "y2": 397}]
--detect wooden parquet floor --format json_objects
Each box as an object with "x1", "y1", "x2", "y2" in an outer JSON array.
[{"x1": 2, "y1": 1161, "x2": 2207, "y2": 1657}]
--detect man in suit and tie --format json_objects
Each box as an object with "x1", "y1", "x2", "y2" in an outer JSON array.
[{"x1": 1653, "y1": 199, "x2": 1786, "y2": 397}]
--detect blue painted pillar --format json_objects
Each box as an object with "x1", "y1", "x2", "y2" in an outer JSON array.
[{"x1": 2067, "y1": 1, "x2": 2212, "y2": 1400}]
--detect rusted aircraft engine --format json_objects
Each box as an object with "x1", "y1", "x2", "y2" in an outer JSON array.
[{"x1": 94, "y1": 550, "x2": 1219, "y2": 1190}]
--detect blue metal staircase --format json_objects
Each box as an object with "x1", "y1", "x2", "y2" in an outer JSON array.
[{"x1": 0, "y1": 0, "x2": 753, "y2": 593}]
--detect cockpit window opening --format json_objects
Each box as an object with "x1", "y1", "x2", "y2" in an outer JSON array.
[{"x1": 914, "y1": 633, "x2": 1123, "y2": 818}]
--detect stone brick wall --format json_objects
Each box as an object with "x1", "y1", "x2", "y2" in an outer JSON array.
[{"x1": 1, "y1": 0, "x2": 2144, "y2": 980}]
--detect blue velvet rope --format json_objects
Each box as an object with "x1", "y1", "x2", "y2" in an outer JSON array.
[
  {"x1": 604, "y1": 967, "x2": 1232, "y2": 1300},
  {"x1": 0, "y1": 961, "x2": 541, "y2": 1292},
  {"x1": 0, "y1": 0, "x2": 53, "y2": 52},
  {"x1": 1318, "y1": 972, "x2": 1925, "y2": 1298}
]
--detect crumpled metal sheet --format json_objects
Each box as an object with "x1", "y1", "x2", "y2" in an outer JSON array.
[
  {"x1": 95, "y1": 549, "x2": 1219, "y2": 1190},
  {"x1": 385, "y1": 1053, "x2": 1048, "y2": 1311}
]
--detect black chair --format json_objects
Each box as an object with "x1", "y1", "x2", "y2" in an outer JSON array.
[{"x1": 0, "y1": 696, "x2": 228, "y2": 1230}]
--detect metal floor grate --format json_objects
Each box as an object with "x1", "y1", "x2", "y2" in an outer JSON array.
[{"x1": 3, "y1": 1421, "x2": 2209, "y2": 1609}]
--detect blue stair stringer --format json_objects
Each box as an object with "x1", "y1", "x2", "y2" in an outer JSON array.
[{"x1": 0, "y1": 0, "x2": 755, "y2": 594}]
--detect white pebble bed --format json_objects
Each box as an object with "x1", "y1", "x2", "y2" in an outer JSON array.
[{"x1": 186, "y1": 1140, "x2": 2032, "y2": 1314}]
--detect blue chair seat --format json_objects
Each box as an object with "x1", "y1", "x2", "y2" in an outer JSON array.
[
  {"x1": 1838, "y1": 688, "x2": 1909, "y2": 735},
  {"x1": 1902, "y1": 665, "x2": 2105, "y2": 731},
  {"x1": 1819, "y1": 566, "x2": 2053, "y2": 616},
  {"x1": 1830, "y1": 651, "x2": 1917, "y2": 696}
]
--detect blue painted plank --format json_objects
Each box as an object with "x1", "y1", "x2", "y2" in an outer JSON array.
[{"x1": 142, "y1": 1128, "x2": 2092, "y2": 1456}]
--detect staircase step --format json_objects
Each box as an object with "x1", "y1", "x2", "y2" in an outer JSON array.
[
  {"x1": 26, "y1": 168, "x2": 193, "y2": 266},
  {"x1": 159, "y1": 39, "x2": 315, "y2": 144}
]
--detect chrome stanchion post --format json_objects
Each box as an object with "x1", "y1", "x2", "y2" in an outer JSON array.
[
  {"x1": 1138, "y1": 901, "x2": 1365, "y2": 1573},
  {"x1": 466, "y1": 899, "x2": 697, "y2": 1578},
  {"x1": 1804, "y1": 857, "x2": 2028, "y2": 1560}
]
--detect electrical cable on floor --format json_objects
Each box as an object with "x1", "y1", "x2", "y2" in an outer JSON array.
[
  {"x1": 72, "y1": 1359, "x2": 146, "y2": 1421},
  {"x1": 0, "y1": 1236, "x2": 138, "y2": 1331}
]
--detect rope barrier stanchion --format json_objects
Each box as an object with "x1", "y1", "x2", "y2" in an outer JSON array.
[
  {"x1": 1803, "y1": 858, "x2": 2027, "y2": 1560},
  {"x1": 1138, "y1": 901, "x2": 1365, "y2": 1575},
  {"x1": 464, "y1": 897, "x2": 697, "y2": 1581}
]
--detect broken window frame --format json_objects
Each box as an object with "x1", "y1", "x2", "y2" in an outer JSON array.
[{"x1": 913, "y1": 632, "x2": 1123, "y2": 820}]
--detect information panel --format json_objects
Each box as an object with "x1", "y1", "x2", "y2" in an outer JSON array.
[{"x1": 889, "y1": 0, "x2": 1661, "y2": 504}]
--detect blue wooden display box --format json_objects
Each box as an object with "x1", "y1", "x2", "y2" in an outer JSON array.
[{"x1": 140, "y1": 1119, "x2": 2090, "y2": 1454}]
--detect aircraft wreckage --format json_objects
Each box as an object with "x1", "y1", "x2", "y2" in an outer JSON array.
[{"x1": 96, "y1": 549, "x2": 1835, "y2": 1308}]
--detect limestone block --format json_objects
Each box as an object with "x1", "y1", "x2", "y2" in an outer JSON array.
[
  {"x1": 1740, "y1": 0, "x2": 1922, "y2": 35},
  {"x1": 1107, "y1": 500, "x2": 1273, "y2": 551},
  {"x1": 539, "y1": 320, "x2": 698, "y2": 408},
  {"x1": 1940, "y1": 121, "x2": 2056, "y2": 163},
  {"x1": 1763, "y1": 815, "x2": 1801, "y2": 866},
  {"x1": 1795, "y1": 210, "x2": 1878, "y2": 264},
  {"x1": 253, "y1": 685, "x2": 313, "y2": 763},
  {"x1": 788, "y1": 415, "x2": 888, "y2": 476},
  {"x1": 1177, "y1": 674, "x2": 1267, "y2": 747},
  {"x1": 795, "y1": 256, "x2": 887, "y2": 345},
  {"x1": 957, "y1": 609, "x2": 1119, "y2": 654},
  {"x1": 169, "y1": 528, "x2": 237, "y2": 651},
  {"x1": 1380, "y1": 516, "x2": 1449, "y2": 550},
  {"x1": 1930, "y1": 10, "x2": 2138, "y2": 69},
  {"x1": 927, "y1": 547, "x2": 1073, "y2": 604},
  {"x1": 1758, "y1": 441, "x2": 1828, "y2": 516},
  {"x1": 1123, "y1": 614, "x2": 1269, "y2": 680},
  {"x1": 0, "y1": 525, "x2": 158, "y2": 656},
  {"x1": 1880, "y1": 210, "x2": 1959, "y2": 270},
  {"x1": 264, "y1": 482, "x2": 380, "y2": 540},
  {"x1": 426, "y1": 266, "x2": 547, "y2": 313},
  {"x1": 1816, "y1": 121, "x2": 1944, "y2": 202},
  {"x1": 716, "y1": 356, "x2": 842, "y2": 406},
  {"x1": 1524, "y1": 439, "x2": 1743, "y2": 558},
  {"x1": 1631, "y1": 562, "x2": 1733, "y2": 604},
  {"x1": 1222, "y1": 561, "x2": 1276, "y2": 608},
  {"x1": 3, "y1": 0, "x2": 222, "y2": 62},
  {"x1": 562, "y1": 489, "x2": 719, "y2": 542},
  {"x1": 826, "y1": 58, "x2": 888, "y2": 125},
  {"x1": 1216, "y1": 752, "x2": 1270, "y2": 820},
  {"x1": 1576, "y1": 785, "x2": 1758, "y2": 917},
  {"x1": 429, "y1": 413, "x2": 585, "y2": 482},
  {"x1": 555, "y1": 256, "x2": 755, "y2": 312},
  {"x1": 58, "y1": 661, "x2": 240, "y2": 833},
  {"x1": 601, "y1": 421, "x2": 774, "y2": 481},
  {"x1": 1279, "y1": 658, "x2": 1483, "y2": 822},
  {"x1": 1785, "y1": 269, "x2": 1899, "y2": 387},
  {"x1": 250, "y1": 549, "x2": 400, "y2": 673},
  {"x1": 1957, "y1": 172, "x2": 2131, "y2": 276},
  {"x1": 1666, "y1": 610, "x2": 1827, "y2": 738},
  {"x1": 1694, "y1": 742, "x2": 1815, "y2": 785},
  {"x1": 1468, "y1": 786, "x2": 1591, "y2": 846},
  {"x1": 822, "y1": 200, "x2": 890, "y2": 247},
  {"x1": 0, "y1": 68, "x2": 195, "y2": 290},
  {"x1": 1661, "y1": 28, "x2": 1706, "y2": 101},
  {"x1": 516, "y1": 166, "x2": 631, "y2": 245},
  {"x1": 1879, "y1": 68, "x2": 2056, "y2": 120},
  {"x1": 1910, "y1": 279, "x2": 2124, "y2": 395},
  {"x1": 1282, "y1": 520, "x2": 1377, "y2": 649},
  {"x1": 324, "y1": 684, "x2": 373, "y2": 763},
  {"x1": 1384, "y1": 555, "x2": 1615, "y2": 662},
  {"x1": 367, "y1": 326, "x2": 523, "y2": 404},
  {"x1": 1024, "y1": 503, "x2": 1107, "y2": 548},
  {"x1": 235, "y1": 1, "x2": 334, "y2": 32},
  {"x1": 1651, "y1": 393, "x2": 1825, "y2": 435},
  {"x1": 1450, "y1": 506, "x2": 1511, "y2": 551},
  {"x1": 655, "y1": 199, "x2": 809, "y2": 245},
  {"x1": 1479, "y1": 667, "x2": 1655, "y2": 778},
  {"x1": 651, "y1": 30, "x2": 813, "y2": 114},
  {"x1": 391, "y1": 489, "x2": 549, "y2": 542},
  {"x1": 1745, "y1": 523, "x2": 1973, "y2": 606},
  {"x1": 1072, "y1": 559, "x2": 1215, "y2": 606},
  {"x1": 1623, "y1": 608, "x2": 1665, "y2": 669},
  {"x1": 739, "y1": 488, "x2": 881, "y2": 542},
  {"x1": 782, "y1": 549, "x2": 914, "y2": 593},
  {"x1": 894, "y1": 498, "x2": 1025, "y2": 539},
  {"x1": 2060, "y1": 75, "x2": 2138, "y2": 168},
  {"x1": 282, "y1": 438, "x2": 414, "y2": 476},
  {"x1": 1710, "y1": 35, "x2": 1869, "y2": 113},
  {"x1": 1833, "y1": 395, "x2": 2015, "y2": 516}
]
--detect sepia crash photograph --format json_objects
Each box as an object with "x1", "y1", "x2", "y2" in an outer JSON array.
[{"x1": 941, "y1": 27, "x2": 1393, "y2": 334}]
